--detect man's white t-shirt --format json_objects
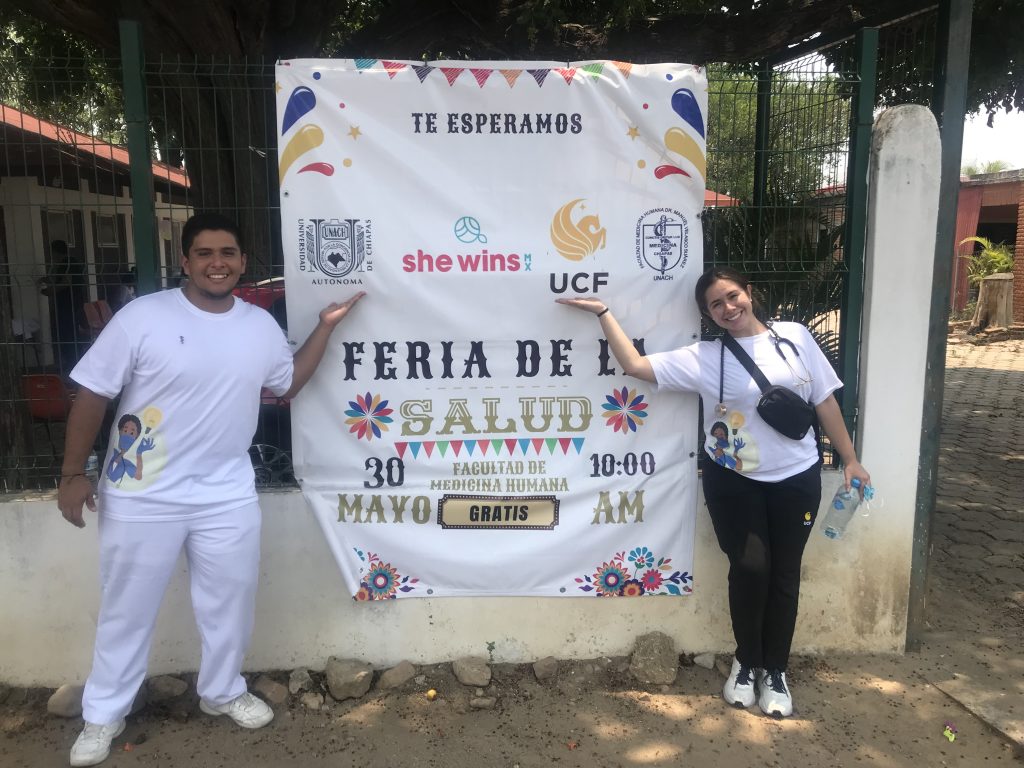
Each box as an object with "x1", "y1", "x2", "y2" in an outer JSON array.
[
  {"x1": 647, "y1": 321, "x2": 841, "y2": 482},
  {"x1": 71, "y1": 288, "x2": 294, "y2": 520}
]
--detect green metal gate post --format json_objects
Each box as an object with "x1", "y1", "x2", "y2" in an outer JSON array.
[
  {"x1": 907, "y1": 0, "x2": 974, "y2": 651},
  {"x1": 837, "y1": 28, "x2": 878, "y2": 439},
  {"x1": 752, "y1": 63, "x2": 772, "y2": 213},
  {"x1": 118, "y1": 19, "x2": 158, "y2": 296},
  {"x1": 751, "y1": 62, "x2": 772, "y2": 253}
]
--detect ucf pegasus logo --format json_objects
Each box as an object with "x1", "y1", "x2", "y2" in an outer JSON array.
[{"x1": 550, "y1": 199, "x2": 606, "y2": 261}]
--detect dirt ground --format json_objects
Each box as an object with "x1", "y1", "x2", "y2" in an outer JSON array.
[
  {"x1": 1, "y1": 617, "x2": 1021, "y2": 768},
  {"x1": 3, "y1": 338, "x2": 1023, "y2": 768}
]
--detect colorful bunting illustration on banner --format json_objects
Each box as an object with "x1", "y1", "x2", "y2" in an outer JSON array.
[
  {"x1": 556, "y1": 68, "x2": 577, "y2": 85},
  {"x1": 382, "y1": 60, "x2": 407, "y2": 79},
  {"x1": 394, "y1": 437, "x2": 587, "y2": 460},
  {"x1": 441, "y1": 67, "x2": 464, "y2": 86},
  {"x1": 471, "y1": 68, "x2": 493, "y2": 87},
  {"x1": 527, "y1": 69, "x2": 550, "y2": 87}
]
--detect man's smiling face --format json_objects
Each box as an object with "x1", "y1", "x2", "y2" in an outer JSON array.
[{"x1": 182, "y1": 229, "x2": 247, "y2": 312}]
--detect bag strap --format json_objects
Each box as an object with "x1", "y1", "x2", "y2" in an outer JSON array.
[{"x1": 721, "y1": 333, "x2": 772, "y2": 394}]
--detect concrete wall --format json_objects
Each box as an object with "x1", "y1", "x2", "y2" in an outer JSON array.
[{"x1": 0, "y1": 105, "x2": 941, "y2": 686}]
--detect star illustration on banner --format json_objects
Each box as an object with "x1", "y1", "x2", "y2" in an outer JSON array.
[
  {"x1": 348, "y1": 125, "x2": 362, "y2": 139},
  {"x1": 274, "y1": 81, "x2": 282, "y2": 94},
  {"x1": 627, "y1": 126, "x2": 640, "y2": 140}
]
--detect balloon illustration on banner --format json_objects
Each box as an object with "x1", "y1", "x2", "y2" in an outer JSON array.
[
  {"x1": 299, "y1": 161, "x2": 335, "y2": 176},
  {"x1": 656, "y1": 86, "x2": 706, "y2": 182},
  {"x1": 550, "y1": 199, "x2": 607, "y2": 261},
  {"x1": 671, "y1": 88, "x2": 705, "y2": 138},
  {"x1": 657, "y1": 128, "x2": 706, "y2": 180},
  {"x1": 282, "y1": 86, "x2": 317, "y2": 134},
  {"x1": 279, "y1": 124, "x2": 325, "y2": 182}
]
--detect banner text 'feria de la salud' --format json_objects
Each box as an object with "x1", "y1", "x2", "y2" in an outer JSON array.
[{"x1": 277, "y1": 59, "x2": 706, "y2": 600}]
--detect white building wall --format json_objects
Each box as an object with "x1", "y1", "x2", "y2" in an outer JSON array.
[
  {"x1": 0, "y1": 106, "x2": 941, "y2": 685},
  {"x1": 0, "y1": 175, "x2": 191, "y2": 365}
]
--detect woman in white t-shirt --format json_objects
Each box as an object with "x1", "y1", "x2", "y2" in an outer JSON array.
[{"x1": 558, "y1": 265, "x2": 869, "y2": 718}]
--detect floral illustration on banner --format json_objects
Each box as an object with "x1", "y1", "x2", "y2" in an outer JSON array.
[
  {"x1": 602, "y1": 386, "x2": 648, "y2": 433},
  {"x1": 574, "y1": 546, "x2": 692, "y2": 596},
  {"x1": 352, "y1": 549, "x2": 418, "y2": 600},
  {"x1": 344, "y1": 392, "x2": 394, "y2": 441}
]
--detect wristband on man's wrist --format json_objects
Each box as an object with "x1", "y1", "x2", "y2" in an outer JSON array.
[
  {"x1": 60, "y1": 473, "x2": 86, "y2": 481},
  {"x1": 596, "y1": 307, "x2": 610, "y2": 318}
]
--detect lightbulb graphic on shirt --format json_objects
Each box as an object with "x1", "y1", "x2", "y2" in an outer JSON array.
[
  {"x1": 729, "y1": 411, "x2": 745, "y2": 435},
  {"x1": 142, "y1": 406, "x2": 163, "y2": 435}
]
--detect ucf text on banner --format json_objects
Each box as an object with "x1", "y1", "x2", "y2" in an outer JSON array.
[{"x1": 277, "y1": 59, "x2": 705, "y2": 599}]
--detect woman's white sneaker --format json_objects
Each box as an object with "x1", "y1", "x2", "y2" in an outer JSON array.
[
  {"x1": 722, "y1": 657, "x2": 757, "y2": 708},
  {"x1": 758, "y1": 668, "x2": 793, "y2": 718},
  {"x1": 69, "y1": 719, "x2": 126, "y2": 767},
  {"x1": 199, "y1": 691, "x2": 274, "y2": 729}
]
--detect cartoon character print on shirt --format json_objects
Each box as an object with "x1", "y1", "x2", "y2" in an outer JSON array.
[
  {"x1": 103, "y1": 405, "x2": 166, "y2": 491},
  {"x1": 706, "y1": 410, "x2": 759, "y2": 473}
]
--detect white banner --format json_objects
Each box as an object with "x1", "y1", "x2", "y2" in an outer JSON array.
[{"x1": 277, "y1": 59, "x2": 704, "y2": 599}]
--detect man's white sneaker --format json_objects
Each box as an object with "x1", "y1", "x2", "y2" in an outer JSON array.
[
  {"x1": 199, "y1": 691, "x2": 274, "y2": 729},
  {"x1": 722, "y1": 657, "x2": 757, "y2": 708},
  {"x1": 69, "y1": 719, "x2": 126, "y2": 767},
  {"x1": 758, "y1": 668, "x2": 793, "y2": 718}
]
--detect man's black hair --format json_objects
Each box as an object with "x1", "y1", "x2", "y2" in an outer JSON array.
[{"x1": 181, "y1": 214, "x2": 243, "y2": 255}]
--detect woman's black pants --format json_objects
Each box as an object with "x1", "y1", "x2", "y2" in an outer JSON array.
[{"x1": 702, "y1": 458, "x2": 822, "y2": 671}]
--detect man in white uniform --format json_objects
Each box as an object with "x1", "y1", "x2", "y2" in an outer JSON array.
[{"x1": 57, "y1": 213, "x2": 365, "y2": 767}]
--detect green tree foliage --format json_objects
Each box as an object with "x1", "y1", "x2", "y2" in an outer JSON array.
[
  {"x1": 958, "y1": 236, "x2": 1014, "y2": 285},
  {"x1": 707, "y1": 63, "x2": 848, "y2": 203},
  {"x1": 961, "y1": 160, "x2": 1012, "y2": 176},
  {"x1": 0, "y1": 11, "x2": 124, "y2": 143}
]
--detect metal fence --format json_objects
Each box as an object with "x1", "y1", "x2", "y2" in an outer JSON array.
[{"x1": 0, "y1": 10, "x2": 939, "y2": 493}]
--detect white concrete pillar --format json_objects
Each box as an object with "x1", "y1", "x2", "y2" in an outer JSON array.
[{"x1": 854, "y1": 105, "x2": 940, "y2": 640}]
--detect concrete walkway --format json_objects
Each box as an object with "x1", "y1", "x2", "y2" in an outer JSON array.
[
  {"x1": 924, "y1": 335, "x2": 1024, "y2": 749},
  {"x1": 936, "y1": 335, "x2": 1024, "y2": 597}
]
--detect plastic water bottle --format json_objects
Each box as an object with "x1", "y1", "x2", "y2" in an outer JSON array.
[
  {"x1": 822, "y1": 479, "x2": 872, "y2": 540},
  {"x1": 84, "y1": 453, "x2": 100, "y2": 488}
]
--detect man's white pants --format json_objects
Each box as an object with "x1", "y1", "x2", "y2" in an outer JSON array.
[{"x1": 82, "y1": 502, "x2": 262, "y2": 725}]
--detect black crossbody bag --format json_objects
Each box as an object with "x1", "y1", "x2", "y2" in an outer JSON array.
[{"x1": 720, "y1": 328, "x2": 816, "y2": 441}]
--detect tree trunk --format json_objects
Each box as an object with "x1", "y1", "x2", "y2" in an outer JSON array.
[
  {"x1": 151, "y1": 67, "x2": 279, "y2": 274},
  {"x1": 968, "y1": 273, "x2": 1014, "y2": 333}
]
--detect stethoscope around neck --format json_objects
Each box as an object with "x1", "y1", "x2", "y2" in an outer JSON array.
[{"x1": 717, "y1": 321, "x2": 813, "y2": 407}]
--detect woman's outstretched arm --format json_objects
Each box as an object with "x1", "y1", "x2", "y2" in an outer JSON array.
[{"x1": 555, "y1": 298, "x2": 656, "y2": 383}]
